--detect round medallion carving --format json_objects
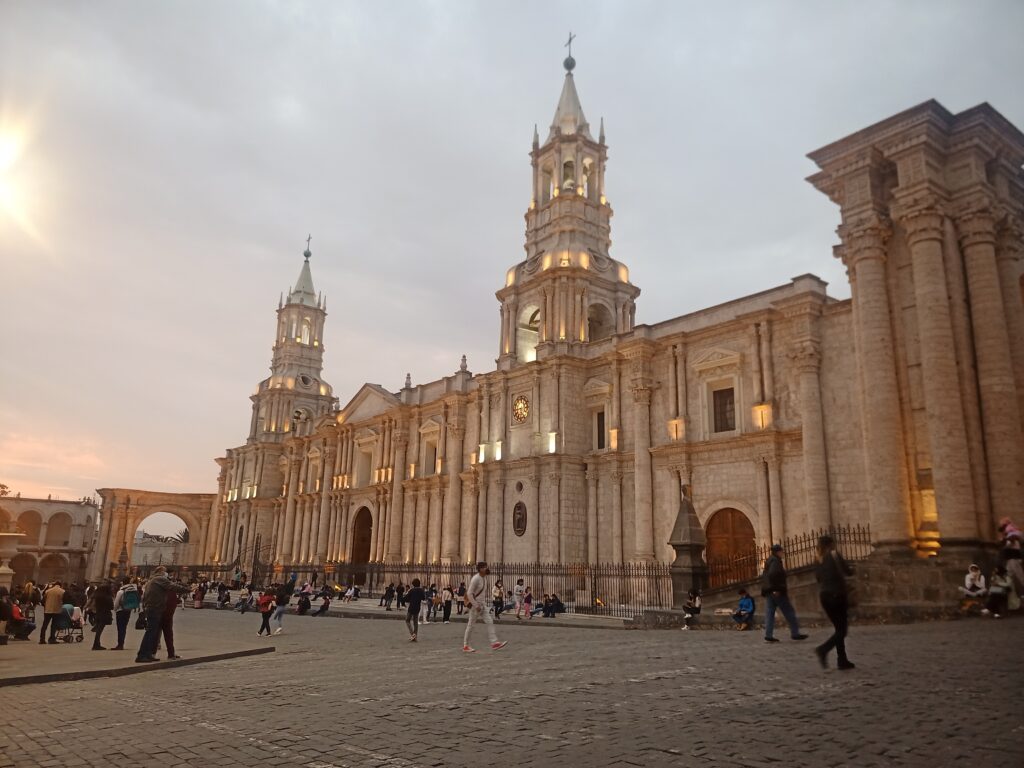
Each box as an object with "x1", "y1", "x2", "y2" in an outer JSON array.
[{"x1": 512, "y1": 502, "x2": 527, "y2": 536}]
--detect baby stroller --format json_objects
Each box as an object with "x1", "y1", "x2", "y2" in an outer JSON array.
[{"x1": 54, "y1": 605, "x2": 84, "y2": 643}]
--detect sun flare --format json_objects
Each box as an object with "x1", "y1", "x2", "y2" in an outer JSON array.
[{"x1": 0, "y1": 122, "x2": 42, "y2": 243}]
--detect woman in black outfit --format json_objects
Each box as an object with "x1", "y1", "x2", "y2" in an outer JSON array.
[{"x1": 814, "y1": 535, "x2": 855, "y2": 670}]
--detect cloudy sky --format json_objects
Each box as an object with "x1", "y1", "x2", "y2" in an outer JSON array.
[{"x1": 2, "y1": 1, "x2": 1021, "y2": 533}]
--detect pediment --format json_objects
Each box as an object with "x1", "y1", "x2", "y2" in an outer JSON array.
[
  {"x1": 582, "y1": 377, "x2": 612, "y2": 400},
  {"x1": 337, "y1": 383, "x2": 401, "y2": 425},
  {"x1": 692, "y1": 347, "x2": 741, "y2": 372},
  {"x1": 418, "y1": 417, "x2": 442, "y2": 435}
]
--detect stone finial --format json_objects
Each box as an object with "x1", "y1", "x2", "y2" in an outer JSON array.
[
  {"x1": 533, "y1": 123, "x2": 539, "y2": 149},
  {"x1": 278, "y1": 292, "x2": 283, "y2": 309},
  {"x1": 404, "y1": 373, "x2": 412, "y2": 389},
  {"x1": 599, "y1": 116, "x2": 605, "y2": 144},
  {"x1": 459, "y1": 354, "x2": 468, "y2": 372}
]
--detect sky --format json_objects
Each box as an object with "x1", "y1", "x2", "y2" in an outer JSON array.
[{"x1": 1, "y1": 1, "x2": 1022, "y2": 535}]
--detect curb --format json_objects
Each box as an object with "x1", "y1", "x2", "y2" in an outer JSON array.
[
  {"x1": 310, "y1": 608, "x2": 625, "y2": 631},
  {"x1": 0, "y1": 646, "x2": 276, "y2": 689}
]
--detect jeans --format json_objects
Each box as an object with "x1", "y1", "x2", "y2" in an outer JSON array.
[
  {"x1": 272, "y1": 605, "x2": 287, "y2": 629},
  {"x1": 464, "y1": 603, "x2": 498, "y2": 648},
  {"x1": 442, "y1": 600, "x2": 452, "y2": 622},
  {"x1": 136, "y1": 609, "x2": 165, "y2": 660},
  {"x1": 818, "y1": 593, "x2": 849, "y2": 663},
  {"x1": 764, "y1": 592, "x2": 801, "y2": 638},
  {"x1": 115, "y1": 609, "x2": 131, "y2": 648},
  {"x1": 405, "y1": 611, "x2": 419, "y2": 637}
]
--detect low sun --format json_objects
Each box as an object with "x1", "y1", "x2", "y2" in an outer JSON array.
[{"x1": 0, "y1": 126, "x2": 40, "y2": 241}]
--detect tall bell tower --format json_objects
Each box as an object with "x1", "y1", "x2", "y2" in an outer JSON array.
[
  {"x1": 496, "y1": 43, "x2": 639, "y2": 368},
  {"x1": 247, "y1": 239, "x2": 337, "y2": 443}
]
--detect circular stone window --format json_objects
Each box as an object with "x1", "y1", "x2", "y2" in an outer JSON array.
[
  {"x1": 512, "y1": 502, "x2": 527, "y2": 537},
  {"x1": 512, "y1": 395, "x2": 529, "y2": 424},
  {"x1": 515, "y1": 481, "x2": 524, "y2": 493},
  {"x1": 298, "y1": 374, "x2": 313, "y2": 388}
]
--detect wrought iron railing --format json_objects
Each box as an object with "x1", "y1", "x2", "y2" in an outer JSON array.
[
  {"x1": 269, "y1": 561, "x2": 673, "y2": 619},
  {"x1": 706, "y1": 524, "x2": 873, "y2": 589}
]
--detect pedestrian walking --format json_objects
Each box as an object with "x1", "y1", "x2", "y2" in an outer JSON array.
[
  {"x1": 112, "y1": 578, "x2": 139, "y2": 650},
  {"x1": 257, "y1": 591, "x2": 275, "y2": 637},
  {"x1": 491, "y1": 580, "x2": 505, "y2": 620},
  {"x1": 523, "y1": 586, "x2": 533, "y2": 620},
  {"x1": 441, "y1": 585, "x2": 454, "y2": 623},
  {"x1": 272, "y1": 583, "x2": 290, "y2": 634},
  {"x1": 383, "y1": 583, "x2": 396, "y2": 611},
  {"x1": 405, "y1": 578, "x2": 425, "y2": 641},
  {"x1": 760, "y1": 544, "x2": 808, "y2": 643},
  {"x1": 136, "y1": 566, "x2": 189, "y2": 663},
  {"x1": 396, "y1": 583, "x2": 406, "y2": 609},
  {"x1": 91, "y1": 581, "x2": 114, "y2": 650},
  {"x1": 463, "y1": 562, "x2": 507, "y2": 653},
  {"x1": 997, "y1": 518, "x2": 1024, "y2": 599},
  {"x1": 814, "y1": 535, "x2": 855, "y2": 670}
]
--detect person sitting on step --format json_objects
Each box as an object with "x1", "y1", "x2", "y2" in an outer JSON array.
[{"x1": 732, "y1": 588, "x2": 755, "y2": 631}]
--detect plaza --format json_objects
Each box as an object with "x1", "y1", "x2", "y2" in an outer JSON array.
[{"x1": 1, "y1": 609, "x2": 1020, "y2": 767}]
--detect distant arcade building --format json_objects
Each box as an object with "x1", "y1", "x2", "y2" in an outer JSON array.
[
  {"x1": 93, "y1": 56, "x2": 1024, "y2": 587},
  {"x1": 0, "y1": 496, "x2": 98, "y2": 586}
]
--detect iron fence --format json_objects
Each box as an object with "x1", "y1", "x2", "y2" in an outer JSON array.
[
  {"x1": 707, "y1": 524, "x2": 873, "y2": 588},
  {"x1": 267, "y1": 561, "x2": 673, "y2": 619}
]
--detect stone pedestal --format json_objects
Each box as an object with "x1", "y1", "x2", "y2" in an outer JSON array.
[{"x1": 667, "y1": 488, "x2": 708, "y2": 608}]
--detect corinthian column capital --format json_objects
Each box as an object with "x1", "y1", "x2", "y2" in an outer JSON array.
[
  {"x1": 788, "y1": 339, "x2": 822, "y2": 372},
  {"x1": 836, "y1": 214, "x2": 892, "y2": 268}
]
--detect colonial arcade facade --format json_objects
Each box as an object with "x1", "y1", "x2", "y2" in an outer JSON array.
[{"x1": 94, "y1": 59, "x2": 1024, "y2": 580}]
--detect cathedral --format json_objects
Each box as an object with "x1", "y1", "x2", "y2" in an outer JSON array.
[{"x1": 92, "y1": 55, "x2": 1024, "y2": 582}]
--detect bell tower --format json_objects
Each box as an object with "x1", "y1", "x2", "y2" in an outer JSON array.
[
  {"x1": 497, "y1": 43, "x2": 639, "y2": 368},
  {"x1": 247, "y1": 238, "x2": 337, "y2": 443}
]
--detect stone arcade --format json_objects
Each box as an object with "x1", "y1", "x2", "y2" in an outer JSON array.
[{"x1": 92, "y1": 57, "x2": 1024, "y2": 587}]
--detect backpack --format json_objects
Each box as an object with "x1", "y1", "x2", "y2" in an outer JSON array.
[{"x1": 121, "y1": 588, "x2": 140, "y2": 612}]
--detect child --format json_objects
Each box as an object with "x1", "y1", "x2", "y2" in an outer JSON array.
[
  {"x1": 732, "y1": 588, "x2": 755, "y2": 630},
  {"x1": 680, "y1": 589, "x2": 702, "y2": 630},
  {"x1": 985, "y1": 567, "x2": 1011, "y2": 618},
  {"x1": 523, "y1": 587, "x2": 534, "y2": 620}
]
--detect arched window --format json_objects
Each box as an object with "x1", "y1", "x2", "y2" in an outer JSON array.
[
  {"x1": 562, "y1": 160, "x2": 576, "y2": 191},
  {"x1": 17, "y1": 510, "x2": 42, "y2": 544},
  {"x1": 517, "y1": 305, "x2": 541, "y2": 362},
  {"x1": 301, "y1": 319, "x2": 311, "y2": 345},
  {"x1": 587, "y1": 303, "x2": 614, "y2": 342},
  {"x1": 45, "y1": 512, "x2": 73, "y2": 547}
]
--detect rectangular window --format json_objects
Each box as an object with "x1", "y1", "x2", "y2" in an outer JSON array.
[
  {"x1": 713, "y1": 388, "x2": 736, "y2": 433},
  {"x1": 423, "y1": 440, "x2": 438, "y2": 476},
  {"x1": 595, "y1": 409, "x2": 606, "y2": 450},
  {"x1": 355, "y1": 450, "x2": 372, "y2": 488}
]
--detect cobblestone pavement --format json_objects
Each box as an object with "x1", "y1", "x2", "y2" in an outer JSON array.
[{"x1": 1, "y1": 611, "x2": 1021, "y2": 768}]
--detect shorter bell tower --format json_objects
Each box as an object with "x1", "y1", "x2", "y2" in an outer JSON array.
[{"x1": 496, "y1": 45, "x2": 639, "y2": 368}]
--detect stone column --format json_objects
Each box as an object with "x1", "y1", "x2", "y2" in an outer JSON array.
[
  {"x1": 297, "y1": 498, "x2": 313, "y2": 562},
  {"x1": 901, "y1": 207, "x2": 979, "y2": 542},
  {"x1": 527, "y1": 472, "x2": 540, "y2": 563},
  {"x1": 442, "y1": 424, "x2": 465, "y2": 563},
  {"x1": 611, "y1": 470, "x2": 623, "y2": 564},
  {"x1": 958, "y1": 210, "x2": 1024, "y2": 527},
  {"x1": 338, "y1": 494, "x2": 350, "y2": 561},
  {"x1": 379, "y1": 494, "x2": 390, "y2": 562},
  {"x1": 387, "y1": 430, "x2": 408, "y2": 561},
  {"x1": 428, "y1": 486, "x2": 442, "y2": 562},
  {"x1": 314, "y1": 447, "x2": 336, "y2": 562},
  {"x1": 475, "y1": 474, "x2": 488, "y2": 561},
  {"x1": 767, "y1": 456, "x2": 784, "y2": 543},
  {"x1": 279, "y1": 457, "x2": 302, "y2": 561},
  {"x1": 414, "y1": 490, "x2": 428, "y2": 563},
  {"x1": 631, "y1": 383, "x2": 655, "y2": 561},
  {"x1": 791, "y1": 338, "x2": 831, "y2": 530},
  {"x1": 753, "y1": 457, "x2": 771, "y2": 544},
  {"x1": 543, "y1": 472, "x2": 559, "y2": 563},
  {"x1": 996, "y1": 217, "x2": 1024, "y2": 433},
  {"x1": 839, "y1": 220, "x2": 912, "y2": 547},
  {"x1": 586, "y1": 466, "x2": 598, "y2": 564}
]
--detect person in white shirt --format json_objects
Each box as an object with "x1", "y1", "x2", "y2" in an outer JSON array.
[
  {"x1": 462, "y1": 562, "x2": 507, "y2": 653},
  {"x1": 513, "y1": 579, "x2": 525, "y2": 620}
]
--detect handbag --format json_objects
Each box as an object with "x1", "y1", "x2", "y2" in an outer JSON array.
[{"x1": 134, "y1": 612, "x2": 147, "y2": 630}]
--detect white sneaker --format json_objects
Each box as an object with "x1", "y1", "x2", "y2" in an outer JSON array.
[
  {"x1": 680, "y1": 625, "x2": 689, "y2": 631},
  {"x1": 274, "y1": 628, "x2": 283, "y2": 635}
]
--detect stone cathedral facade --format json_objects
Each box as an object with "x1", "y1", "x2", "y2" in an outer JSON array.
[{"x1": 93, "y1": 59, "x2": 1024, "y2": 580}]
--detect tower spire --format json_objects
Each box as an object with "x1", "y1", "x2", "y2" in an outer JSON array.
[
  {"x1": 288, "y1": 235, "x2": 317, "y2": 305},
  {"x1": 548, "y1": 35, "x2": 591, "y2": 141}
]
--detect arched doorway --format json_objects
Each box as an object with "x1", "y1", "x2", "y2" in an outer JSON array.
[
  {"x1": 133, "y1": 512, "x2": 190, "y2": 570},
  {"x1": 11, "y1": 553, "x2": 36, "y2": 587},
  {"x1": 705, "y1": 507, "x2": 756, "y2": 587},
  {"x1": 16, "y1": 510, "x2": 42, "y2": 544},
  {"x1": 349, "y1": 507, "x2": 373, "y2": 587},
  {"x1": 38, "y1": 553, "x2": 69, "y2": 585},
  {"x1": 45, "y1": 512, "x2": 73, "y2": 547}
]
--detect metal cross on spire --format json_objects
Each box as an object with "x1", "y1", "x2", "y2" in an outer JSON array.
[
  {"x1": 565, "y1": 31, "x2": 576, "y2": 58},
  {"x1": 306, "y1": 234, "x2": 312, "y2": 249}
]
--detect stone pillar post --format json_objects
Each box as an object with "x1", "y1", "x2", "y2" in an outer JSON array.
[
  {"x1": 611, "y1": 470, "x2": 623, "y2": 564},
  {"x1": 543, "y1": 473, "x2": 559, "y2": 563},
  {"x1": 314, "y1": 446, "x2": 336, "y2": 562},
  {"x1": 900, "y1": 207, "x2": 979, "y2": 542},
  {"x1": 996, "y1": 217, "x2": 1024, "y2": 426},
  {"x1": 767, "y1": 456, "x2": 784, "y2": 543},
  {"x1": 428, "y1": 486, "x2": 442, "y2": 563},
  {"x1": 791, "y1": 338, "x2": 831, "y2": 530},
  {"x1": 298, "y1": 498, "x2": 313, "y2": 562},
  {"x1": 586, "y1": 466, "x2": 598, "y2": 564},
  {"x1": 839, "y1": 220, "x2": 912, "y2": 547},
  {"x1": 280, "y1": 456, "x2": 302, "y2": 560},
  {"x1": 475, "y1": 473, "x2": 488, "y2": 561},
  {"x1": 631, "y1": 383, "x2": 655, "y2": 561},
  {"x1": 442, "y1": 424, "x2": 465, "y2": 563},
  {"x1": 753, "y1": 457, "x2": 771, "y2": 544},
  {"x1": 387, "y1": 429, "x2": 408, "y2": 561},
  {"x1": 958, "y1": 210, "x2": 1024, "y2": 527}
]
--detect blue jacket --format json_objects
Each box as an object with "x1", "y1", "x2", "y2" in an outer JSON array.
[{"x1": 736, "y1": 595, "x2": 754, "y2": 615}]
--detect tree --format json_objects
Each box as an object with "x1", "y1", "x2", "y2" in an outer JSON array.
[
  {"x1": 171, "y1": 528, "x2": 190, "y2": 544},
  {"x1": 0, "y1": 483, "x2": 9, "y2": 497}
]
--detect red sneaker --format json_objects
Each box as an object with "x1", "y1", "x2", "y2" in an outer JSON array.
[
  {"x1": 462, "y1": 645, "x2": 476, "y2": 653},
  {"x1": 491, "y1": 641, "x2": 508, "y2": 651}
]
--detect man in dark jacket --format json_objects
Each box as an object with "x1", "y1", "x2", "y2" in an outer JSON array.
[
  {"x1": 135, "y1": 567, "x2": 189, "y2": 663},
  {"x1": 761, "y1": 544, "x2": 808, "y2": 643},
  {"x1": 814, "y1": 535, "x2": 855, "y2": 670}
]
